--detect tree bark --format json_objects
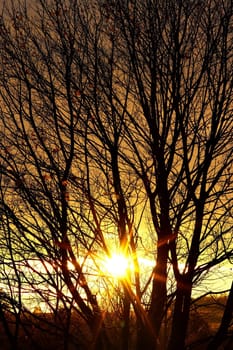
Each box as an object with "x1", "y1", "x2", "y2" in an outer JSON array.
[
  {"x1": 0, "y1": 304, "x2": 18, "y2": 350},
  {"x1": 121, "y1": 286, "x2": 131, "y2": 350},
  {"x1": 207, "y1": 281, "x2": 233, "y2": 350},
  {"x1": 167, "y1": 276, "x2": 192, "y2": 350},
  {"x1": 136, "y1": 242, "x2": 169, "y2": 350}
]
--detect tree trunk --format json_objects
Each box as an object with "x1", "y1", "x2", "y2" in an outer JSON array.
[
  {"x1": 136, "y1": 323, "x2": 154, "y2": 350},
  {"x1": 0, "y1": 304, "x2": 18, "y2": 350},
  {"x1": 136, "y1": 242, "x2": 169, "y2": 350},
  {"x1": 121, "y1": 290, "x2": 131, "y2": 350},
  {"x1": 90, "y1": 314, "x2": 112, "y2": 350},
  {"x1": 207, "y1": 281, "x2": 233, "y2": 350},
  {"x1": 167, "y1": 276, "x2": 192, "y2": 350}
]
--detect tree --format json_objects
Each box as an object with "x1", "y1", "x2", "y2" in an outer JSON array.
[
  {"x1": 0, "y1": 1, "x2": 233, "y2": 350},
  {"x1": 207, "y1": 282, "x2": 233, "y2": 349}
]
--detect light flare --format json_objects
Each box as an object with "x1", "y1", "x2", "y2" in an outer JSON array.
[{"x1": 103, "y1": 253, "x2": 130, "y2": 279}]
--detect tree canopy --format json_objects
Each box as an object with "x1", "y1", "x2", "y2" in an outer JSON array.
[{"x1": 0, "y1": 1, "x2": 233, "y2": 349}]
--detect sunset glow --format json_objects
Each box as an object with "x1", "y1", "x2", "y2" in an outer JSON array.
[{"x1": 103, "y1": 253, "x2": 130, "y2": 279}]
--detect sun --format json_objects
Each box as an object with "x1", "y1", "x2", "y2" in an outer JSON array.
[{"x1": 103, "y1": 253, "x2": 129, "y2": 279}]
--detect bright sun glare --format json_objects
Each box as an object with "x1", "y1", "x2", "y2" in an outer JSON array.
[{"x1": 104, "y1": 253, "x2": 129, "y2": 279}]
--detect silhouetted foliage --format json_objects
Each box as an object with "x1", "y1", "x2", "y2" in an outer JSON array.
[{"x1": 0, "y1": 1, "x2": 233, "y2": 349}]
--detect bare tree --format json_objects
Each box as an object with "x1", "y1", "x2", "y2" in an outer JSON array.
[
  {"x1": 206, "y1": 281, "x2": 233, "y2": 350},
  {"x1": 85, "y1": 1, "x2": 233, "y2": 349},
  {"x1": 0, "y1": 1, "x2": 111, "y2": 348},
  {"x1": 0, "y1": 1, "x2": 233, "y2": 350}
]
